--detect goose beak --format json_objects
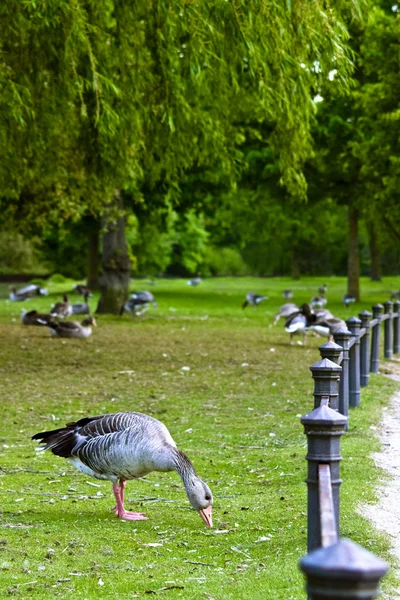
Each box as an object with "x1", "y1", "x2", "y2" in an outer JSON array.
[{"x1": 199, "y1": 506, "x2": 213, "y2": 528}]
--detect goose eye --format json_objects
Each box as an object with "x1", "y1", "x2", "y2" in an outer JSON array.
[{"x1": 205, "y1": 494, "x2": 211, "y2": 500}]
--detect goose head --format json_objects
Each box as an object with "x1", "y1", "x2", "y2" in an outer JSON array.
[
  {"x1": 82, "y1": 317, "x2": 97, "y2": 327},
  {"x1": 184, "y1": 475, "x2": 213, "y2": 527}
]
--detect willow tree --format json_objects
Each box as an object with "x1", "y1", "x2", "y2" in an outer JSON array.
[{"x1": 1, "y1": 0, "x2": 366, "y2": 311}]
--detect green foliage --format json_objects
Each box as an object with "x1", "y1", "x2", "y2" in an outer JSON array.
[
  {"x1": 0, "y1": 232, "x2": 47, "y2": 274},
  {"x1": 202, "y1": 246, "x2": 250, "y2": 277}
]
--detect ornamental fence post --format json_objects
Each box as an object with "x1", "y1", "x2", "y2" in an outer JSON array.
[
  {"x1": 311, "y1": 358, "x2": 342, "y2": 412},
  {"x1": 384, "y1": 300, "x2": 393, "y2": 360},
  {"x1": 370, "y1": 304, "x2": 383, "y2": 373},
  {"x1": 346, "y1": 317, "x2": 361, "y2": 408},
  {"x1": 394, "y1": 300, "x2": 400, "y2": 355},
  {"x1": 358, "y1": 311, "x2": 371, "y2": 388},
  {"x1": 333, "y1": 329, "x2": 351, "y2": 421}
]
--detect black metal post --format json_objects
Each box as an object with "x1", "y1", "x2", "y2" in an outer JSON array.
[
  {"x1": 394, "y1": 300, "x2": 400, "y2": 355},
  {"x1": 384, "y1": 300, "x2": 393, "y2": 360},
  {"x1": 358, "y1": 311, "x2": 371, "y2": 387},
  {"x1": 310, "y1": 358, "x2": 342, "y2": 412},
  {"x1": 300, "y1": 538, "x2": 388, "y2": 600},
  {"x1": 301, "y1": 402, "x2": 347, "y2": 553},
  {"x1": 333, "y1": 329, "x2": 351, "y2": 421},
  {"x1": 370, "y1": 304, "x2": 383, "y2": 373},
  {"x1": 319, "y1": 341, "x2": 342, "y2": 365},
  {"x1": 346, "y1": 317, "x2": 361, "y2": 408}
]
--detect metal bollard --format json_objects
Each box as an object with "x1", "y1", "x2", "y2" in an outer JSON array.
[
  {"x1": 300, "y1": 538, "x2": 388, "y2": 600},
  {"x1": 394, "y1": 300, "x2": 400, "y2": 355},
  {"x1": 333, "y1": 329, "x2": 351, "y2": 421},
  {"x1": 301, "y1": 401, "x2": 347, "y2": 553},
  {"x1": 384, "y1": 300, "x2": 393, "y2": 360},
  {"x1": 346, "y1": 317, "x2": 361, "y2": 408},
  {"x1": 358, "y1": 311, "x2": 372, "y2": 387},
  {"x1": 310, "y1": 358, "x2": 342, "y2": 412},
  {"x1": 370, "y1": 304, "x2": 383, "y2": 373}
]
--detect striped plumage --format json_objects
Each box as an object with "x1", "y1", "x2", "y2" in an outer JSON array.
[
  {"x1": 273, "y1": 303, "x2": 299, "y2": 326},
  {"x1": 50, "y1": 294, "x2": 72, "y2": 318},
  {"x1": 45, "y1": 316, "x2": 96, "y2": 338},
  {"x1": 32, "y1": 412, "x2": 213, "y2": 527},
  {"x1": 21, "y1": 309, "x2": 52, "y2": 326}
]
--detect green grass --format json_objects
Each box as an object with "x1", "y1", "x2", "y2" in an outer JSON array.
[{"x1": 0, "y1": 276, "x2": 399, "y2": 599}]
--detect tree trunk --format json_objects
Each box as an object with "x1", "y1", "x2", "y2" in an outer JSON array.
[
  {"x1": 87, "y1": 227, "x2": 100, "y2": 290},
  {"x1": 367, "y1": 221, "x2": 382, "y2": 282},
  {"x1": 347, "y1": 207, "x2": 360, "y2": 301},
  {"x1": 96, "y1": 192, "x2": 131, "y2": 314}
]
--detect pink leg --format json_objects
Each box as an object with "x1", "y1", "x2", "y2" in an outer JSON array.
[
  {"x1": 112, "y1": 479, "x2": 127, "y2": 514},
  {"x1": 112, "y1": 480, "x2": 148, "y2": 521}
]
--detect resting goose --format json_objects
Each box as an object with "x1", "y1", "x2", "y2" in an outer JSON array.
[
  {"x1": 318, "y1": 284, "x2": 328, "y2": 295},
  {"x1": 44, "y1": 316, "x2": 96, "y2": 338},
  {"x1": 72, "y1": 293, "x2": 90, "y2": 315},
  {"x1": 273, "y1": 303, "x2": 299, "y2": 326},
  {"x1": 242, "y1": 292, "x2": 268, "y2": 309},
  {"x1": 32, "y1": 412, "x2": 213, "y2": 527},
  {"x1": 50, "y1": 294, "x2": 73, "y2": 318},
  {"x1": 121, "y1": 291, "x2": 157, "y2": 317},
  {"x1": 21, "y1": 309, "x2": 53, "y2": 326},
  {"x1": 73, "y1": 284, "x2": 93, "y2": 297},
  {"x1": 343, "y1": 294, "x2": 356, "y2": 308},
  {"x1": 9, "y1": 284, "x2": 48, "y2": 301},
  {"x1": 282, "y1": 289, "x2": 293, "y2": 300}
]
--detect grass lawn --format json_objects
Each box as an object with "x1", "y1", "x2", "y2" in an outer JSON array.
[{"x1": 0, "y1": 276, "x2": 399, "y2": 599}]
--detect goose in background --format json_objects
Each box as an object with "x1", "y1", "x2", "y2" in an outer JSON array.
[
  {"x1": 283, "y1": 289, "x2": 293, "y2": 300},
  {"x1": 391, "y1": 291, "x2": 400, "y2": 300},
  {"x1": 310, "y1": 296, "x2": 327, "y2": 308},
  {"x1": 285, "y1": 303, "x2": 314, "y2": 344},
  {"x1": 43, "y1": 316, "x2": 96, "y2": 338},
  {"x1": 273, "y1": 303, "x2": 299, "y2": 326},
  {"x1": 343, "y1": 294, "x2": 356, "y2": 308},
  {"x1": 318, "y1": 284, "x2": 328, "y2": 295},
  {"x1": 306, "y1": 317, "x2": 347, "y2": 341},
  {"x1": 9, "y1": 284, "x2": 48, "y2": 302},
  {"x1": 50, "y1": 294, "x2": 73, "y2": 318},
  {"x1": 242, "y1": 292, "x2": 268, "y2": 309},
  {"x1": 21, "y1": 310, "x2": 53, "y2": 326},
  {"x1": 121, "y1": 291, "x2": 157, "y2": 317},
  {"x1": 73, "y1": 284, "x2": 93, "y2": 297},
  {"x1": 72, "y1": 293, "x2": 91, "y2": 315},
  {"x1": 187, "y1": 277, "x2": 201, "y2": 286},
  {"x1": 32, "y1": 412, "x2": 213, "y2": 527}
]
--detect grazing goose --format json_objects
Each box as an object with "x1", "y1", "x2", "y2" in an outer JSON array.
[
  {"x1": 307, "y1": 317, "x2": 347, "y2": 341},
  {"x1": 187, "y1": 277, "x2": 201, "y2": 286},
  {"x1": 242, "y1": 292, "x2": 268, "y2": 309},
  {"x1": 121, "y1": 291, "x2": 157, "y2": 317},
  {"x1": 72, "y1": 293, "x2": 90, "y2": 315},
  {"x1": 343, "y1": 294, "x2": 356, "y2": 308},
  {"x1": 32, "y1": 412, "x2": 213, "y2": 527},
  {"x1": 50, "y1": 294, "x2": 73, "y2": 318},
  {"x1": 318, "y1": 284, "x2": 328, "y2": 295},
  {"x1": 73, "y1": 284, "x2": 93, "y2": 297},
  {"x1": 273, "y1": 303, "x2": 299, "y2": 326},
  {"x1": 21, "y1": 310, "x2": 53, "y2": 326},
  {"x1": 310, "y1": 296, "x2": 327, "y2": 308},
  {"x1": 282, "y1": 289, "x2": 293, "y2": 300},
  {"x1": 44, "y1": 316, "x2": 96, "y2": 338},
  {"x1": 284, "y1": 303, "x2": 314, "y2": 344}
]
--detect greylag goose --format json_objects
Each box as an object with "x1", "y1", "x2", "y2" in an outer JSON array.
[
  {"x1": 310, "y1": 296, "x2": 327, "y2": 308},
  {"x1": 285, "y1": 303, "x2": 314, "y2": 344},
  {"x1": 50, "y1": 294, "x2": 72, "y2": 318},
  {"x1": 32, "y1": 412, "x2": 213, "y2": 527},
  {"x1": 121, "y1": 291, "x2": 157, "y2": 317},
  {"x1": 9, "y1": 284, "x2": 48, "y2": 301},
  {"x1": 44, "y1": 316, "x2": 96, "y2": 338},
  {"x1": 343, "y1": 294, "x2": 356, "y2": 308},
  {"x1": 318, "y1": 284, "x2": 328, "y2": 295},
  {"x1": 391, "y1": 291, "x2": 400, "y2": 300},
  {"x1": 273, "y1": 303, "x2": 299, "y2": 326},
  {"x1": 21, "y1": 309, "x2": 53, "y2": 326},
  {"x1": 242, "y1": 292, "x2": 268, "y2": 309},
  {"x1": 72, "y1": 293, "x2": 90, "y2": 315},
  {"x1": 73, "y1": 284, "x2": 93, "y2": 297},
  {"x1": 283, "y1": 290, "x2": 293, "y2": 300},
  {"x1": 187, "y1": 277, "x2": 201, "y2": 286},
  {"x1": 306, "y1": 317, "x2": 347, "y2": 341}
]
